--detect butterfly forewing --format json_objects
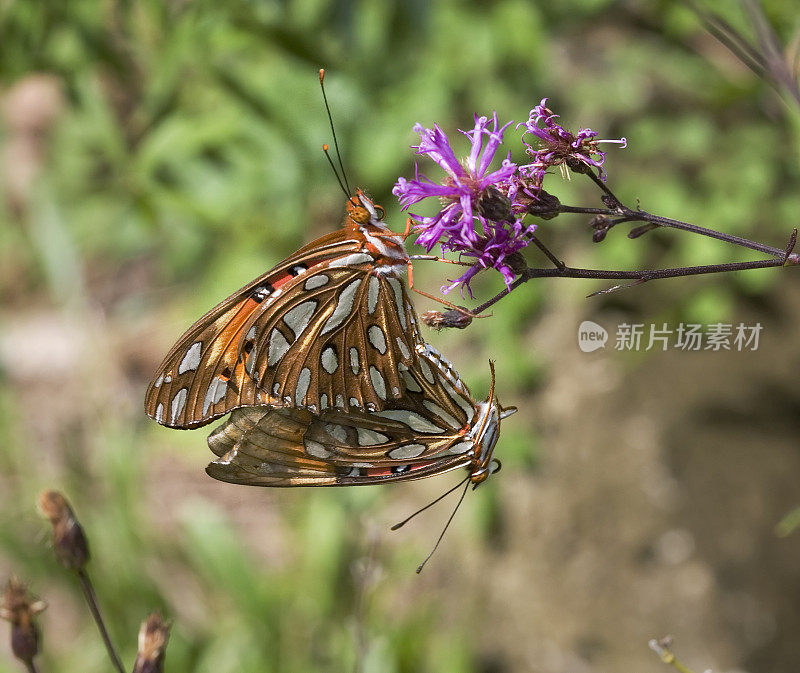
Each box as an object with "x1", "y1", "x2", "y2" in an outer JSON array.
[{"x1": 145, "y1": 195, "x2": 423, "y2": 429}]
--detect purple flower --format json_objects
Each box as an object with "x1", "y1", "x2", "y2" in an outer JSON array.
[
  {"x1": 393, "y1": 113, "x2": 533, "y2": 295},
  {"x1": 440, "y1": 216, "x2": 536, "y2": 297},
  {"x1": 519, "y1": 98, "x2": 626, "y2": 184}
]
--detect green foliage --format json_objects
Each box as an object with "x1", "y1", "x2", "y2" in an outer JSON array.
[{"x1": 1, "y1": 1, "x2": 798, "y2": 671}]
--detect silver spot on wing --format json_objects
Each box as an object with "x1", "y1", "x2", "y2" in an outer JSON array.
[
  {"x1": 283, "y1": 301, "x2": 316, "y2": 340},
  {"x1": 325, "y1": 424, "x2": 348, "y2": 443},
  {"x1": 321, "y1": 279, "x2": 361, "y2": 334},
  {"x1": 295, "y1": 367, "x2": 311, "y2": 405},
  {"x1": 304, "y1": 274, "x2": 329, "y2": 290},
  {"x1": 267, "y1": 329, "x2": 290, "y2": 366},
  {"x1": 203, "y1": 378, "x2": 227, "y2": 415},
  {"x1": 388, "y1": 443, "x2": 426, "y2": 459},
  {"x1": 367, "y1": 325, "x2": 387, "y2": 354},
  {"x1": 423, "y1": 399, "x2": 461, "y2": 429},
  {"x1": 304, "y1": 439, "x2": 332, "y2": 459},
  {"x1": 357, "y1": 428, "x2": 390, "y2": 445},
  {"x1": 327, "y1": 252, "x2": 373, "y2": 268},
  {"x1": 178, "y1": 341, "x2": 203, "y2": 374},
  {"x1": 349, "y1": 347, "x2": 359, "y2": 374},
  {"x1": 369, "y1": 366, "x2": 387, "y2": 400},
  {"x1": 321, "y1": 346, "x2": 338, "y2": 374},
  {"x1": 367, "y1": 276, "x2": 380, "y2": 314},
  {"x1": 396, "y1": 337, "x2": 410, "y2": 359},
  {"x1": 442, "y1": 440, "x2": 474, "y2": 456},
  {"x1": 401, "y1": 369, "x2": 422, "y2": 392},
  {"x1": 373, "y1": 410, "x2": 445, "y2": 433},
  {"x1": 170, "y1": 388, "x2": 188, "y2": 424}
]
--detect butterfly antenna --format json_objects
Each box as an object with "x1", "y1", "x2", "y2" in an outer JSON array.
[
  {"x1": 319, "y1": 68, "x2": 352, "y2": 196},
  {"x1": 415, "y1": 478, "x2": 471, "y2": 574},
  {"x1": 322, "y1": 144, "x2": 349, "y2": 199},
  {"x1": 391, "y1": 475, "x2": 470, "y2": 531}
]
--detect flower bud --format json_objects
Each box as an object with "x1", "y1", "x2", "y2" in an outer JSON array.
[
  {"x1": 588, "y1": 214, "x2": 611, "y2": 243},
  {"x1": 504, "y1": 252, "x2": 528, "y2": 275},
  {"x1": 477, "y1": 186, "x2": 513, "y2": 222},
  {"x1": 525, "y1": 190, "x2": 561, "y2": 219},
  {"x1": 1, "y1": 578, "x2": 46, "y2": 664},
  {"x1": 37, "y1": 490, "x2": 90, "y2": 570},
  {"x1": 133, "y1": 612, "x2": 171, "y2": 673},
  {"x1": 421, "y1": 309, "x2": 473, "y2": 330}
]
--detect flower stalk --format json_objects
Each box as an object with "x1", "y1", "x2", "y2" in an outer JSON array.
[{"x1": 37, "y1": 491, "x2": 126, "y2": 673}]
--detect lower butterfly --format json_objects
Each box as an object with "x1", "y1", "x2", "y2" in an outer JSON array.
[{"x1": 204, "y1": 343, "x2": 516, "y2": 487}]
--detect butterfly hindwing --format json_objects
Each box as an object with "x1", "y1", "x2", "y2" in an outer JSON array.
[
  {"x1": 204, "y1": 345, "x2": 484, "y2": 487},
  {"x1": 247, "y1": 263, "x2": 421, "y2": 413}
]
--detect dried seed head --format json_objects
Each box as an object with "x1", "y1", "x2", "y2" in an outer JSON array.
[
  {"x1": 37, "y1": 490, "x2": 90, "y2": 570},
  {"x1": 421, "y1": 309, "x2": 473, "y2": 330},
  {"x1": 524, "y1": 190, "x2": 561, "y2": 219},
  {"x1": 477, "y1": 185, "x2": 513, "y2": 222},
  {"x1": 1, "y1": 578, "x2": 46, "y2": 663},
  {"x1": 133, "y1": 611, "x2": 171, "y2": 673}
]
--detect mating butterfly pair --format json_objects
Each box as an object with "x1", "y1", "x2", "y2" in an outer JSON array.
[{"x1": 145, "y1": 191, "x2": 515, "y2": 487}]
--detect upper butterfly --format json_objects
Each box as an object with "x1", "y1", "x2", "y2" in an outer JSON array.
[{"x1": 145, "y1": 191, "x2": 423, "y2": 429}]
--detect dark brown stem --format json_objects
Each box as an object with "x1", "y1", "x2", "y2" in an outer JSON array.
[
  {"x1": 77, "y1": 570, "x2": 125, "y2": 673},
  {"x1": 556, "y1": 168, "x2": 790, "y2": 258},
  {"x1": 23, "y1": 659, "x2": 40, "y2": 673},
  {"x1": 558, "y1": 203, "x2": 787, "y2": 258},
  {"x1": 528, "y1": 234, "x2": 565, "y2": 270},
  {"x1": 473, "y1": 256, "x2": 790, "y2": 315}
]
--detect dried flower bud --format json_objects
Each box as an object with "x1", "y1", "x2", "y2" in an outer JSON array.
[
  {"x1": 421, "y1": 309, "x2": 473, "y2": 330},
  {"x1": 628, "y1": 223, "x2": 659, "y2": 239},
  {"x1": 37, "y1": 490, "x2": 90, "y2": 570},
  {"x1": 588, "y1": 214, "x2": 611, "y2": 243},
  {"x1": 504, "y1": 251, "x2": 528, "y2": 275},
  {"x1": 601, "y1": 193, "x2": 621, "y2": 209},
  {"x1": 477, "y1": 185, "x2": 513, "y2": 222},
  {"x1": 133, "y1": 611, "x2": 171, "y2": 673},
  {"x1": 524, "y1": 190, "x2": 561, "y2": 219},
  {"x1": 1, "y1": 578, "x2": 46, "y2": 663}
]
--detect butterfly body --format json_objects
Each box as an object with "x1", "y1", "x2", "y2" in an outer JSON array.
[{"x1": 145, "y1": 191, "x2": 424, "y2": 429}]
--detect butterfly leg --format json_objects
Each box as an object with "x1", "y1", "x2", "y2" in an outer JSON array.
[{"x1": 406, "y1": 261, "x2": 481, "y2": 318}]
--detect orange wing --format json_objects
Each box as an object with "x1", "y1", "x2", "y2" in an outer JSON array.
[{"x1": 145, "y1": 234, "x2": 423, "y2": 429}]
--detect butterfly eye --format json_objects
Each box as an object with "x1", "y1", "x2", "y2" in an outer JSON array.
[
  {"x1": 351, "y1": 205, "x2": 370, "y2": 224},
  {"x1": 374, "y1": 205, "x2": 385, "y2": 221}
]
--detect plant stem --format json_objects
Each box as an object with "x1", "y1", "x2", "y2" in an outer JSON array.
[
  {"x1": 23, "y1": 659, "x2": 40, "y2": 673},
  {"x1": 77, "y1": 569, "x2": 125, "y2": 673},
  {"x1": 558, "y1": 203, "x2": 788, "y2": 257},
  {"x1": 556, "y1": 169, "x2": 791, "y2": 257},
  {"x1": 474, "y1": 257, "x2": 789, "y2": 315}
]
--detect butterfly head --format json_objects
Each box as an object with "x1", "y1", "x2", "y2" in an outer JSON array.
[
  {"x1": 346, "y1": 189, "x2": 409, "y2": 266},
  {"x1": 346, "y1": 189, "x2": 386, "y2": 228},
  {"x1": 467, "y1": 361, "x2": 517, "y2": 486}
]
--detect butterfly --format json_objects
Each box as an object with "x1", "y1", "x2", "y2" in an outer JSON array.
[
  {"x1": 204, "y1": 343, "x2": 517, "y2": 487},
  {"x1": 145, "y1": 190, "x2": 425, "y2": 429}
]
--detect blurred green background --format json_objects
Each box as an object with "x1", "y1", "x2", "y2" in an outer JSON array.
[{"x1": 1, "y1": 1, "x2": 799, "y2": 672}]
